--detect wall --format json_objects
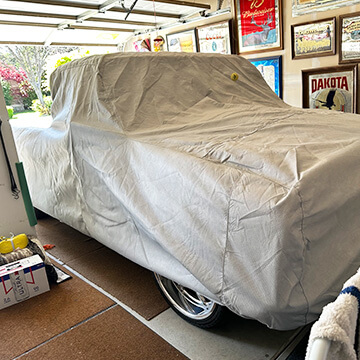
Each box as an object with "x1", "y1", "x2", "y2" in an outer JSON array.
[
  {"x1": 123, "y1": 0, "x2": 234, "y2": 52},
  {"x1": 0, "y1": 86, "x2": 35, "y2": 237},
  {"x1": 124, "y1": 1, "x2": 360, "y2": 111},
  {"x1": 244, "y1": 2, "x2": 360, "y2": 110}
]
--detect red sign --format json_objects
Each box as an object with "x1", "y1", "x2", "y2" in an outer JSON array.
[
  {"x1": 311, "y1": 76, "x2": 349, "y2": 93},
  {"x1": 240, "y1": 0, "x2": 276, "y2": 45}
]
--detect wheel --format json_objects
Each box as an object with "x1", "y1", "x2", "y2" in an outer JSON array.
[{"x1": 154, "y1": 272, "x2": 225, "y2": 328}]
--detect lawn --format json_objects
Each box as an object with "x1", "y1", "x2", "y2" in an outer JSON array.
[{"x1": 10, "y1": 110, "x2": 52, "y2": 128}]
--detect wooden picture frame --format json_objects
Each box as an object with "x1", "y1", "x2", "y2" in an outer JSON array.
[
  {"x1": 302, "y1": 65, "x2": 357, "y2": 113},
  {"x1": 249, "y1": 55, "x2": 282, "y2": 98},
  {"x1": 339, "y1": 12, "x2": 360, "y2": 64},
  {"x1": 292, "y1": 0, "x2": 359, "y2": 17},
  {"x1": 166, "y1": 29, "x2": 197, "y2": 53},
  {"x1": 291, "y1": 18, "x2": 335, "y2": 59},
  {"x1": 235, "y1": 0, "x2": 283, "y2": 55},
  {"x1": 196, "y1": 20, "x2": 232, "y2": 54}
]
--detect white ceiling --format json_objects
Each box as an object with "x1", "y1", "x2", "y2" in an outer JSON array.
[{"x1": 0, "y1": 0, "x2": 213, "y2": 47}]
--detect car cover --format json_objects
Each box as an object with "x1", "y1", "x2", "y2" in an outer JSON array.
[{"x1": 11, "y1": 52, "x2": 360, "y2": 330}]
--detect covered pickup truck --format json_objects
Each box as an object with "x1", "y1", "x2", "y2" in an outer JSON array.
[{"x1": 11, "y1": 52, "x2": 360, "y2": 330}]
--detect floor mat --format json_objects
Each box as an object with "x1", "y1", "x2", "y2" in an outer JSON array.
[
  {"x1": 0, "y1": 264, "x2": 114, "y2": 360},
  {"x1": 36, "y1": 217, "x2": 169, "y2": 320},
  {"x1": 65, "y1": 246, "x2": 169, "y2": 320},
  {"x1": 35, "y1": 220, "x2": 103, "y2": 263},
  {"x1": 21, "y1": 305, "x2": 189, "y2": 360}
]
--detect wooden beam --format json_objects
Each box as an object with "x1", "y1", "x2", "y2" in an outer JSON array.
[
  {"x1": 0, "y1": 40, "x2": 118, "y2": 46},
  {"x1": 0, "y1": 9, "x2": 156, "y2": 26},
  {"x1": 112, "y1": 7, "x2": 180, "y2": 18},
  {"x1": 8, "y1": 0, "x2": 96, "y2": 10},
  {"x1": 0, "y1": 41, "x2": 45, "y2": 45},
  {"x1": 89, "y1": 17, "x2": 156, "y2": 26},
  {"x1": 0, "y1": 20, "x2": 134, "y2": 32},
  {"x1": 143, "y1": 0, "x2": 211, "y2": 9},
  {"x1": 0, "y1": 20, "x2": 57, "y2": 28},
  {"x1": 0, "y1": 9, "x2": 75, "y2": 20},
  {"x1": 51, "y1": 42, "x2": 118, "y2": 46},
  {"x1": 7, "y1": 0, "x2": 181, "y2": 18},
  {"x1": 71, "y1": 24, "x2": 134, "y2": 32}
]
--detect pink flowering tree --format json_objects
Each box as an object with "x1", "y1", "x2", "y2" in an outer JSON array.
[
  {"x1": 0, "y1": 63, "x2": 33, "y2": 96},
  {"x1": 1, "y1": 46, "x2": 77, "y2": 108}
]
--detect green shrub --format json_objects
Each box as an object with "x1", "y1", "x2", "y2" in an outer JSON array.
[
  {"x1": 6, "y1": 106, "x2": 14, "y2": 119},
  {"x1": 22, "y1": 88, "x2": 37, "y2": 109},
  {"x1": 1, "y1": 80, "x2": 13, "y2": 106},
  {"x1": 31, "y1": 96, "x2": 52, "y2": 116},
  {"x1": 55, "y1": 56, "x2": 72, "y2": 68}
]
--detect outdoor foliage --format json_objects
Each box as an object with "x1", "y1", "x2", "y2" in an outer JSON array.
[
  {"x1": 53, "y1": 50, "x2": 90, "y2": 69},
  {"x1": 55, "y1": 55, "x2": 72, "y2": 68},
  {"x1": 6, "y1": 106, "x2": 14, "y2": 119},
  {"x1": 0, "y1": 79, "x2": 13, "y2": 105},
  {"x1": 0, "y1": 63, "x2": 27, "y2": 82},
  {"x1": 31, "y1": 96, "x2": 52, "y2": 116},
  {"x1": 0, "y1": 61, "x2": 35, "y2": 108},
  {"x1": 21, "y1": 87, "x2": 37, "y2": 109},
  {"x1": 0, "y1": 46, "x2": 78, "y2": 108}
]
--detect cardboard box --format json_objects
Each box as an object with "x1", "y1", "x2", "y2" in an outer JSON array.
[{"x1": 0, "y1": 254, "x2": 50, "y2": 309}]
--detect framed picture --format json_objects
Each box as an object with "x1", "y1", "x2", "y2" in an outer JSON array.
[
  {"x1": 302, "y1": 65, "x2": 357, "y2": 113},
  {"x1": 196, "y1": 21, "x2": 232, "y2": 54},
  {"x1": 339, "y1": 12, "x2": 360, "y2": 64},
  {"x1": 235, "y1": 0, "x2": 283, "y2": 54},
  {"x1": 133, "y1": 38, "x2": 151, "y2": 52},
  {"x1": 291, "y1": 18, "x2": 335, "y2": 59},
  {"x1": 249, "y1": 55, "x2": 282, "y2": 98},
  {"x1": 292, "y1": 0, "x2": 359, "y2": 17},
  {"x1": 153, "y1": 36, "x2": 165, "y2": 52},
  {"x1": 166, "y1": 29, "x2": 197, "y2": 53}
]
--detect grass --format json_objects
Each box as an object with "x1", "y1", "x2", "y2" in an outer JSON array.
[
  {"x1": 12, "y1": 110, "x2": 50, "y2": 120},
  {"x1": 10, "y1": 110, "x2": 52, "y2": 128}
]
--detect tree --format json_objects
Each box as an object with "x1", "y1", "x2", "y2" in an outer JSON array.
[
  {"x1": 0, "y1": 45, "x2": 77, "y2": 107},
  {"x1": 0, "y1": 79, "x2": 12, "y2": 106},
  {"x1": 0, "y1": 62, "x2": 32, "y2": 96},
  {"x1": 54, "y1": 55, "x2": 72, "y2": 68}
]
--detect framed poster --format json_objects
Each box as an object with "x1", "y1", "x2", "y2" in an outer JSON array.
[
  {"x1": 291, "y1": 18, "x2": 335, "y2": 59},
  {"x1": 196, "y1": 21, "x2": 232, "y2": 54},
  {"x1": 153, "y1": 36, "x2": 165, "y2": 52},
  {"x1": 236, "y1": 0, "x2": 283, "y2": 54},
  {"x1": 339, "y1": 12, "x2": 360, "y2": 64},
  {"x1": 166, "y1": 30, "x2": 197, "y2": 53},
  {"x1": 292, "y1": 0, "x2": 359, "y2": 17},
  {"x1": 249, "y1": 55, "x2": 282, "y2": 98},
  {"x1": 302, "y1": 65, "x2": 357, "y2": 113},
  {"x1": 133, "y1": 38, "x2": 151, "y2": 52}
]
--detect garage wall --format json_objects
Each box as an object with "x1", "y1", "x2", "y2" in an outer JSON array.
[
  {"x1": 244, "y1": 1, "x2": 360, "y2": 110},
  {"x1": 123, "y1": 0, "x2": 234, "y2": 52},
  {"x1": 0, "y1": 86, "x2": 35, "y2": 237},
  {"x1": 124, "y1": 1, "x2": 360, "y2": 112}
]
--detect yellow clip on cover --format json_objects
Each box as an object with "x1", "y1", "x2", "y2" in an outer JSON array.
[{"x1": 231, "y1": 73, "x2": 239, "y2": 81}]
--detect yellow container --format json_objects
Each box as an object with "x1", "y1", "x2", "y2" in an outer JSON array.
[{"x1": 0, "y1": 234, "x2": 28, "y2": 254}]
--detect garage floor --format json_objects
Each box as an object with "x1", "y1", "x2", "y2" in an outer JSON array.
[{"x1": 3, "y1": 216, "x2": 310, "y2": 359}]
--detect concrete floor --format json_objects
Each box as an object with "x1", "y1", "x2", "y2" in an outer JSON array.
[{"x1": 57, "y1": 258, "x2": 303, "y2": 360}]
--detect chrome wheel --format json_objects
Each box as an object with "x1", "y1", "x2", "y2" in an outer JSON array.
[{"x1": 154, "y1": 273, "x2": 225, "y2": 328}]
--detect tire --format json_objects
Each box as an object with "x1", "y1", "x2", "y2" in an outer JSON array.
[
  {"x1": 154, "y1": 272, "x2": 226, "y2": 328},
  {"x1": 34, "y1": 207, "x2": 49, "y2": 220}
]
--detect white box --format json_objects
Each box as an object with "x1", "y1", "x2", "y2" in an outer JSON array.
[{"x1": 0, "y1": 254, "x2": 50, "y2": 309}]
